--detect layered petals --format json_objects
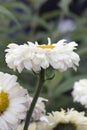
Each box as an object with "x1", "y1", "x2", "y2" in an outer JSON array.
[
  {"x1": 0, "y1": 72, "x2": 29, "y2": 130},
  {"x1": 5, "y1": 38, "x2": 80, "y2": 73}
]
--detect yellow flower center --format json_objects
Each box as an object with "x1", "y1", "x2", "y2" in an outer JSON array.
[
  {"x1": 0, "y1": 91, "x2": 9, "y2": 114},
  {"x1": 37, "y1": 45, "x2": 55, "y2": 49}
]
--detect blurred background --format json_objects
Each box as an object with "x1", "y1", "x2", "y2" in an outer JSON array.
[{"x1": 0, "y1": 0, "x2": 87, "y2": 112}]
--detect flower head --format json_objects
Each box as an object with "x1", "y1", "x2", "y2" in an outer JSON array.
[
  {"x1": 5, "y1": 38, "x2": 80, "y2": 73},
  {"x1": 37, "y1": 109, "x2": 87, "y2": 130},
  {"x1": 0, "y1": 72, "x2": 29, "y2": 130},
  {"x1": 72, "y1": 79, "x2": 87, "y2": 108}
]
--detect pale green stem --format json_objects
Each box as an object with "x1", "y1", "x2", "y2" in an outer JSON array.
[{"x1": 23, "y1": 69, "x2": 45, "y2": 130}]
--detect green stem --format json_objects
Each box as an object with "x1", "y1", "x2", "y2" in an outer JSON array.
[{"x1": 23, "y1": 69, "x2": 45, "y2": 130}]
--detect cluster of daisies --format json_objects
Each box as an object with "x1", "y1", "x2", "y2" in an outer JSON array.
[{"x1": 1, "y1": 38, "x2": 87, "y2": 130}]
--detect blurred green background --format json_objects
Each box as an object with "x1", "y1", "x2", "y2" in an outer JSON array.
[{"x1": 0, "y1": 0, "x2": 87, "y2": 112}]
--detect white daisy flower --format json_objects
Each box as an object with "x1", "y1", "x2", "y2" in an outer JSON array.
[
  {"x1": 0, "y1": 72, "x2": 29, "y2": 130},
  {"x1": 72, "y1": 79, "x2": 87, "y2": 108},
  {"x1": 28, "y1": 97, "x2": 48, "y2": 121},
  {"x1": 5, "y1": 38, "x2": 80, "y2": 73},
  {"x1": 37, "y1": 109, "x2": 87, "y2": 130}
]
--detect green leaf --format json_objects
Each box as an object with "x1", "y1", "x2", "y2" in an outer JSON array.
[
  {"x1": 54, "y1": 75, "x2": 87, "y2": 98},
  {"x1": 59, "y1": 0, "x2": 72, "y2": 13},
  {"x1": 0, "y1": 5, "x2": 20, "y2": 27},
  {"x1": 78, "y1": 48, "x2": 87, "y2": 58},
  {"x1": 42, "y1": 10, "x2": 61, "y2": 20},
  {"x1": 30, "y1": 0, "x2": 47, "y2": 9},
  {"x1": 4, "y1": 2, "x2": 31, "y2": 14}
]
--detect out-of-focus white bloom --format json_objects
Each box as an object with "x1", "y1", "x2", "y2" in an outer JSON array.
[
  {"x1": 28, "y1": 97, "x2": 48, "y2": 121},
  {"x1": 37, "y1": 109, "x2": 87, "y2": 130},
  {"x1": 0, "y1": 72, "x2": 29, "y2": 130},
  {"x1": 72, "y1": 79, "x2": 87, "y2": 108},
  {"x1": 5, "y1": 38, "x2": 80, "y2": 73},
  {"x1": 16, "y1": 122, "x2": 36, "y2": 130},
  {"x1": 16, "y1": 97, "x2": 47, "y2": 130}
]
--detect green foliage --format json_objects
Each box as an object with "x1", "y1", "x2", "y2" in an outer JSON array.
[
  {"x1": 54, "y1": 74, "x2": 87, "y2": 97},
  {"x1": 0, "y1": 0, "x2": 87, "y2": 112},
  {"x1": 0, "y1": 5, "x2": 20, "y2": 26},
  {"x1": 59, "y1": 0, "x2": 72, "y2": 13}
]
